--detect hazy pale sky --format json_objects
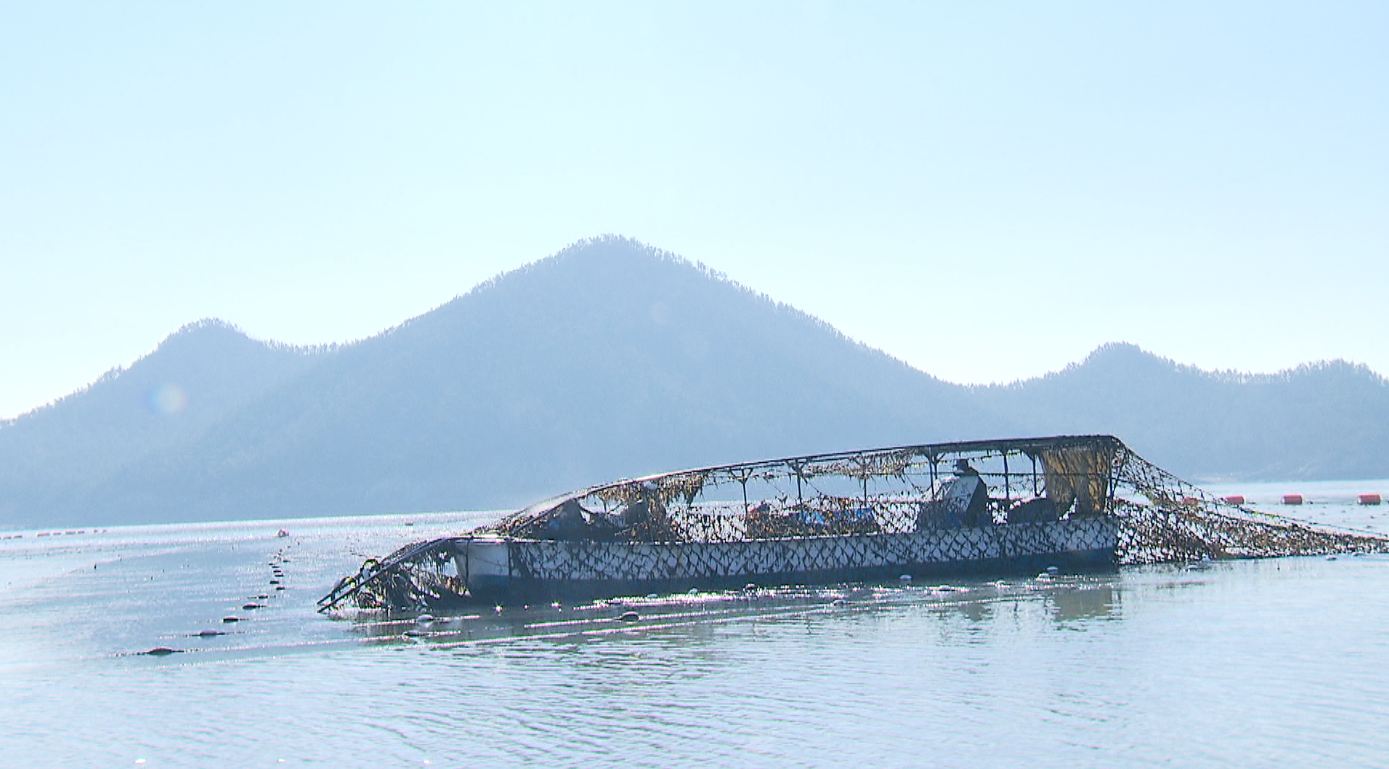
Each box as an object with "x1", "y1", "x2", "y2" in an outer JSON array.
[{"x1": 3, "y1": 2, "x2": 1386, "y2": 419}]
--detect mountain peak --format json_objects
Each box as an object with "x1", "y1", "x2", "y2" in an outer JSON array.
[
  {"x1": 6, "y1": 241, "x2": 1388, "y2": 528},
  {"x1": 1083, "y1": 342, "x2": 1157, "y2": 364},
  {"x1": 526, "y1": 234, "x2": 722, "y2": 286},
  {"x1": 160, "y1": 318, "x2": 251, "y2": 347}
]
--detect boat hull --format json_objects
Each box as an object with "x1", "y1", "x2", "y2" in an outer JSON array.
[{"x1": 454, "y1": 517, "x2": 1117, "y2": 604}]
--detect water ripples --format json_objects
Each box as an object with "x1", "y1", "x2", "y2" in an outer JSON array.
[{"x1": 3, "y1": 511, "x2": 1389, "y2": 767}]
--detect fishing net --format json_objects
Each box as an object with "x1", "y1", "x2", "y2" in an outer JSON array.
[{"x1": 320, "y1": 436, "x2": 1387, "y2": 612}]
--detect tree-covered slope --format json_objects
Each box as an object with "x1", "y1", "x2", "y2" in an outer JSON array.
[{"x1": 2, "y1": 238, "x2": 1385, "y2": 527}]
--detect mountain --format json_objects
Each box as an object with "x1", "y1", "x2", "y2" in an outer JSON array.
[
  {"x1": 0, "y1": 237, "x2": 999, "y2": 526},
  {"x1": 976, "y1": 343, "x2": 1389, "y2": 479},
  {"x1": 2, "y1": 236, "x2": 1386, "y2": 527},
  {"x1": 0, "y1": 321, "x2": 323, "y2": 524}
]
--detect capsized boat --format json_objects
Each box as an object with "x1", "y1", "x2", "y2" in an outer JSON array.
[{"x1": 319, "y1": 435, "x2": 1388, "y2": 612}]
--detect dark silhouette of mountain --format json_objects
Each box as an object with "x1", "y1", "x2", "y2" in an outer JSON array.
[{"x1": 2, "y1": 236, "x2": 1386, "y2": 527}]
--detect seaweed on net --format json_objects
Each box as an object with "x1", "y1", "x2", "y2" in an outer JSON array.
[{"x1": 319, "y1": 435, "x2": 1389, "y2": 612}]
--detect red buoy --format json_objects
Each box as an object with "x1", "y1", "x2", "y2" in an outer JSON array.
[
  {"x1": 1359, "y1": 493, "x2": 1382, "y2": 506},
  {"x1": 1282, "y1": 494, "x2": 1304, "y2": 505},
  {"x1": 1222, "y1": 495, "x2": 1246, "y2": 505}
]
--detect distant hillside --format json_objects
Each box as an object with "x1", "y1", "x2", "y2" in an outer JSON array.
[
  {"x1": 2, "y1": 236, "x2": 1386, "y2": 527},
  {"x1": 0, "y1": 237, "x2": 997, "y2": 526},
  {"x1": 975, "y1": 343, "x2": 1389, "y2": 480},
  {"x1": 0, "y1": 321, "x2": 322, "y2": 524}
]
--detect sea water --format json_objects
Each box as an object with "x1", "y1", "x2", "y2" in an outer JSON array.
[{"x1": 2, "y1": 482, "x2": 1387, "y2": 768}]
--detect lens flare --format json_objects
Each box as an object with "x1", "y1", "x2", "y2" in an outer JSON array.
[{"x1": 149, "y1": 383, "x2": 188, "y2": 415}]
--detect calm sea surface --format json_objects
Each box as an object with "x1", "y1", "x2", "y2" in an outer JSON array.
[{"x1": 2, "y1": 478, "x2": 1387, "y2": 768}]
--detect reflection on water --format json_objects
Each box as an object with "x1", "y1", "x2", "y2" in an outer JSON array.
[
  {"x1": 1, "y1": 505, "x2": 1388, "y2": 768},
  {"x1": 339, "y1": 577, "x2": 1125, "y2": 651},
  {"x1": 1048, "y1": 584, "x2": 1118, "y2": 623}
]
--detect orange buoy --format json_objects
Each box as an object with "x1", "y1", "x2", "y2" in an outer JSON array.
[
  {"x1": 1222, "y1": 495, "x2": 1246, "y2": 505},
  {"x1": 1282, "y1": 494, "x2": 1304, "y2": 505},
  {"x1": 1359, "y1": 493, "x2": 1382, "y2": 506}
]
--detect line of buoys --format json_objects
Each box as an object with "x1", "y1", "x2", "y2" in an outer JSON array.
[
  {"x1": 1217, "y1": 492, "x2": 1384, "y2": 505},
  {"x1": 168, "y1": 542, "x2": 296, "y2": 655}
]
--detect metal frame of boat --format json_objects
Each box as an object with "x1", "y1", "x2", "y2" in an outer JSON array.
[{"x1": 319, "y1": 435, "x2": 1388, "y2": 612}]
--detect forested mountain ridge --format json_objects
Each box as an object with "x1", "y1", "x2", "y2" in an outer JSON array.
[
  {"x1": 0, "y1": 320, "x2": 323, "y2": 522},
  {"x1": 3, "y1": 236, "x2": 1386, "y2": 527},
  {"x1": 977, "y1": 342, "x2": 1389, "y2": 480}
]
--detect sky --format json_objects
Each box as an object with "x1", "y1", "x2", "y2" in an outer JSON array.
[{"x1": 2, "y1": 2, "x2": 1386, "y2": 419}]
